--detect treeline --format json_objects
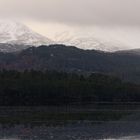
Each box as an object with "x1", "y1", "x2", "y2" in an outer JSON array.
[{"x1": 0, "y1": 70, "x2": 139, "y2": 106}]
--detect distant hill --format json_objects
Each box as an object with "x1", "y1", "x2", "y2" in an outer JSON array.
[
  {"x1": 116, "y1": 49, "x2": 140, "y2": 55},
  {"x1": 0, "y1": 44, "x2": 140, "y2": 83}
]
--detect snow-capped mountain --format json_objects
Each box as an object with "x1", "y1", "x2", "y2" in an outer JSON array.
[
  {"x1": 43, "y1": 23, "x2": 135, "y2": 52},
  {"x1": 0, "y1": 20, "x2": 136, "y2": 52},
  {"x1": 0, "y1": 20, "x2": 53, "y2": 52},
  {"x1": 54, "y1": 31, "x2": 130, "y2": 52}
]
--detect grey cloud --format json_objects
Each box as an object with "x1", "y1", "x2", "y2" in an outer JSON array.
[{"x1": 0, "y1": 0, "x2": 140, "y2": 26}]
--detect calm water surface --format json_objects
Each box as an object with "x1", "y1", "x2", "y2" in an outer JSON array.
[
  {"x1": 0, "y1": 121, "x2": 139, "y2": 140},
  {"x1": 0, "y1": 104, "x2": 139, "y2": 140}
]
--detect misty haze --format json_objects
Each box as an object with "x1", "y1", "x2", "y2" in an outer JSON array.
[{"x1": 0, "y1": 0, "x2": 139, "y2": 140}]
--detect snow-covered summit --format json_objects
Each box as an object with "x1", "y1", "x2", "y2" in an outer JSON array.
[
  {"x1": 42, "y1": 23, "x2": 135, "y2": 52},
  {"x1": 0, "y1": 20, "x2": 53, "y2": 46},
  {"x1": 54, "y1": 31, "x2": 130, "y2": 52}
]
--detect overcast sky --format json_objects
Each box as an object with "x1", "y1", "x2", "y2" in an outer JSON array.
[
  {"x1": 0, "y1": 0, "x2": 140, "y2": 26},
  {"x1": 0, "y1": 0, "x2": 140, "y2": 49}
]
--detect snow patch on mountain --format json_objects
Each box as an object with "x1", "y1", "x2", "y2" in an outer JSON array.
[
  {"x1": 0, "y1": 20, "x2": 53, "y2": 46},
  {"x1": 38, "y1": 23, "x2": 135, "y2": 52},
  {"x1": 54, "y1": 31, "x2": 129, "y2": 52}
]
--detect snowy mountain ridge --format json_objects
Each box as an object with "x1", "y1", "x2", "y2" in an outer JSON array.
[
  {"x1": 54, "y1": 30, "x2": 131, "y2": 52},
  {"x1": 0, "y1": 20, "x2": 136, "y2": 52},
  {"x1": 0, "y1": 20, "x2": 53, "y2": 47}
]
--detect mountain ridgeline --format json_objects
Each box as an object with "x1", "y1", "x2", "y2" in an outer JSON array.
[{"x1": 0, "y1": 44, "x2": 140, "y2": 83}]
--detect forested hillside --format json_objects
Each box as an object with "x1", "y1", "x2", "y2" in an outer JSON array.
[
  {"x1": 0, "y1": 45, "x2": 140, "y2": 82},
  {"x1": 0, "y1": 70, "x2": 139, "y2": 106}
]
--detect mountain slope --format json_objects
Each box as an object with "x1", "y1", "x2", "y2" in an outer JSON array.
[
  {"x1": 0, "y1": 43, "x2": 30, "y2": 52},
  {"x1": 55, "y1": 35, "x2": 126, "y2": 52},
  {"x1": 0, "y1": 44, "x2": 140, "y2": 83},
  {"x1": 116, "y1": 48, "x2": 140, "y2": 55},
  {"x1": 0, "y1": 20, "x2": 53, "y2": 52},
  {"x1": 53, "y1": 29, "x2": 130, "y2": 52}
]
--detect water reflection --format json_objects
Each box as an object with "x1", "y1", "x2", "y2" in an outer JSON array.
[
  {"x1": 0, "y1": 121, "x2": 139, "y2": 140},
  {"x1": 0, "y1": 104, "x2": 140, "y2": 140}
]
